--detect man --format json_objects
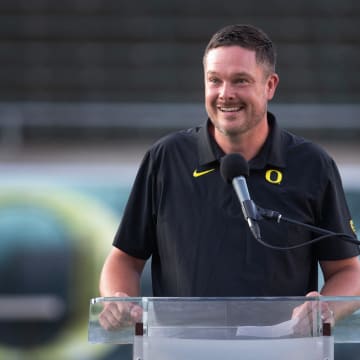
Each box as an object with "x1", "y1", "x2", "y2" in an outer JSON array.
[{"x1": 99, "y1": 24, "x2": 360, "y2": 329}]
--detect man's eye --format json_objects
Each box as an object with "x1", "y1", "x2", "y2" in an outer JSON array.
[{"x1": 209, "y1": 78, "x2": 220, "y2": 84}]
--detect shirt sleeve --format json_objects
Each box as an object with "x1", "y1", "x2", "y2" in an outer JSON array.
[
  {"x1": 315, "y1": 158, "x2": 360, "y2": 260},
  {"x1": 112, "y1": 150, "x2": 157, "y2": 260}
]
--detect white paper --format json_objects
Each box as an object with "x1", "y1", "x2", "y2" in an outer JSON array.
[{"x1": 235, "y1": 318, "x2": 299, "y2": 338}]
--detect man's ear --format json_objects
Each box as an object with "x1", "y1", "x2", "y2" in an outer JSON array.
[{"x1": 266, "y1": 73, "x2": 280, "y2": 100}]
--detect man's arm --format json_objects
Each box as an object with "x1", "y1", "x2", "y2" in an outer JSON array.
[
  {"x1": 319, "y1": 256, "x2": 360, "y2": 321},
  {"x1": 98, "y1": 247, "x2": 146, "y2": 330},
  {"x1": 320, "y1": 256, "x2": 360, "y2": 296},
  {"x1": 292, "y1": 256, "x2": 360, "y2": 333},
  {"x1": 99, "y1": 246, "x2": 146, "y2": 297}
]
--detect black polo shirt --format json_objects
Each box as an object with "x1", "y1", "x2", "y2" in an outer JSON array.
[{"x1": 113, "y1": 113, "x2": 359, "y2": 297}]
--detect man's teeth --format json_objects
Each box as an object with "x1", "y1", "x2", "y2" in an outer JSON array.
[{"x1": 219, "y1": 106, "x2": 241, "y2": 112}]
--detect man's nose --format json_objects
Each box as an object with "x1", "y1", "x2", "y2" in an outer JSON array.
[{"x1": 219, "y1": 83, "x2": 235, "y2": 99}]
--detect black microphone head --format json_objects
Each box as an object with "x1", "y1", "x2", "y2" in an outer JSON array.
[{"x1": 220, "y1": 153, "x2": 249, "y2": 183}]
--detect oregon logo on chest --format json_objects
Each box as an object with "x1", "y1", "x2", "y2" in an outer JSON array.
[{"x1": 265, "y1": 169, "x2": 283, "y2": 185}]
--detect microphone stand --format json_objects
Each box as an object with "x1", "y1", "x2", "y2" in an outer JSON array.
[{"x1": 256, "y1": 207, "x2": 360, "y2": 248}]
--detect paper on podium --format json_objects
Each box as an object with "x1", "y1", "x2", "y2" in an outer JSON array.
[{"x1": 236, "y1": 317, "x2": 299, "y2": 338}]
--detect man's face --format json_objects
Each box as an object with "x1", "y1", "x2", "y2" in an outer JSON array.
[{"x1": 204, "y1": 45, "x2": 278, "y2": 138}]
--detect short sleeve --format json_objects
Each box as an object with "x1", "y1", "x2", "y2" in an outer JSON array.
[
  {"x1": 315, "y1": 159, "x2": 360, "y2": 260},
  {"x1": 112, "y1": 150, "x2": 157, "y2": 260}
]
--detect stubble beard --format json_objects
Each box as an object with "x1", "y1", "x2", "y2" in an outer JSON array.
[{"x1": 213, "y1": 104, "x2": 267, "y2": 138}]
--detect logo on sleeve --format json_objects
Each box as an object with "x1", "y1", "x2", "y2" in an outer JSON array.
[
  {"x1": 193, "y1": 168, "x2": 215, "y2": 178},
  {"x1": 265, "y1": 169, "x2": 283, "y2": 185},
  {"x1": 350, "y1": 219, "x2": 357, "y2": 234}
]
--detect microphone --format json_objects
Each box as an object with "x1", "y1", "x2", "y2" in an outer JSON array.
[{"x1": 220, "y1": 153, "x2": 261, "y2": 241}]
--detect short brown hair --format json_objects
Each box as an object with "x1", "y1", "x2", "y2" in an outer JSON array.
[{"x1": 203, "y1": 24, "x2": 276, "y2": 73}]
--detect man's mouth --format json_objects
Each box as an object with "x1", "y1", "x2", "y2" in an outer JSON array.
[{"x1": 217, "y1": 105, "x2": 245, "y2": 112}]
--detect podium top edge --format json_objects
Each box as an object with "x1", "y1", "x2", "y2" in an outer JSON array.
[{"x1": 90, "y1": 296, "x2": 360, "y2": 304}]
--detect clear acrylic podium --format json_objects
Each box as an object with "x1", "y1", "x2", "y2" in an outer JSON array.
[{"x1": 88, "y1": 297, "x2": 360, "y2": 360}]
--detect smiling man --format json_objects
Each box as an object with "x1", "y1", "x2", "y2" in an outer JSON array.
[
  {"x1": 204, "y1": 36, "x2": 279, "y2": 160},
  {"x1": 99, "y1": 24, "x2": 360, "y2": 330}
]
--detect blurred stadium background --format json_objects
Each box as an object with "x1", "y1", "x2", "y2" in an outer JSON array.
[{"x1": 0, "y1": 1, "x2": 359, "y2": 359}]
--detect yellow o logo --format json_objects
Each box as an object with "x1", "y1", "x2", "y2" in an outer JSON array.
[{"x1": 265, "y1": 169, "x2": 283, "y2": 184}]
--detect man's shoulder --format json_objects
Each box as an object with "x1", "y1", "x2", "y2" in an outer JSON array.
[
  {"x1": 149, "y1": 125, "x2": 202, "y2": 153},
  {"x1": 281, "y1": 128, "x2": 333, "y2": 164}
]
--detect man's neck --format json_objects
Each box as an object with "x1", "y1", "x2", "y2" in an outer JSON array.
[{"x1": 211, "y1": 119, "x2": 270, "y2": 161}]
